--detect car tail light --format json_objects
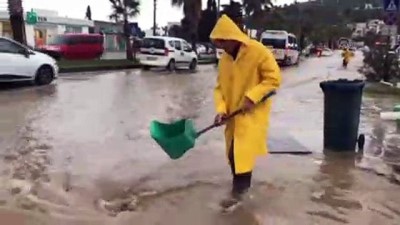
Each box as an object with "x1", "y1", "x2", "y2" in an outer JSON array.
[{"x1": 164, "y1": 48, "x2": 174, "y2": 56}]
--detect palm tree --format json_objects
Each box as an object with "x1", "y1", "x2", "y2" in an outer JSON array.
[
  {"x1": 171, "y1": 0, "x2": 202, "y2": 50},
  {"x1": 241, "y1": 0, "x2": 274, "y2": 30},
  {"x1": 8, "y1": 0, "x2": 26, "y2": 44},
  {"x1": 242, "y1": 0, "x2": 273, "y2": 16},
  {"x1": 109, "y1": 0, "x2": 140, "y2": 60}
]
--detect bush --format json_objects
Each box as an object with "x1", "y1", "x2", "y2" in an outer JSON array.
[{"x1": 361, "y1": 45, "x2": 400, "y2": 83}]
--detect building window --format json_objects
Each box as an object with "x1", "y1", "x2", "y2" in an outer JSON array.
[{"x1": 65, "y1": 26, "x2": 82, "y2": 33}]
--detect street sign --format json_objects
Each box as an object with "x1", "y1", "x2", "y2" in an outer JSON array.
[
  {"x1": 384, "y1": 0, "x2": 400, "y2": 12},
  {"x1": 384, "y1": 11, "x2": 398, "y2": 25},
  {"x1": 26, "y1": 10, "x2": 38, "y2": 25}
]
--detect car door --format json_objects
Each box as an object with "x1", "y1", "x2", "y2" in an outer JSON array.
[
  {"x1": 182, "y1": 41, "x2": 194, "y2": 64},
  {"x1": 0, "y1": 38, "x2": 35, "y2": 79},
  {"x1": 173, "y1": 40, "x2": 184, "y2": 67},
  {"x1": 291, "y1": 37, "x2": 299, "y2": 63},
  {"x1": 65, "y1": 36, "x2": 81, "y2": 59}
]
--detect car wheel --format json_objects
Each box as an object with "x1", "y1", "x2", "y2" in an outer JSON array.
[
  {"x1": 35, "y1": 65, "x2": 54, "y2": 86},
  {"x1": 295, "y1": 56, "x2": 300, "y2": 65},
  {"x1": 189, "y1": 59, "x2": 197, "y2": 71},
  {"x1": 167, "y1": 59, "x2": 176, "y2": 71},
  {"x1": 96, "y1": 52, "x2": 103, "y2": 60}
]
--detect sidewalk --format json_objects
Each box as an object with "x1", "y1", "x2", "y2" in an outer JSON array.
[{"x1": 271, "y1": 51, "x2": 364, "y2": 152}]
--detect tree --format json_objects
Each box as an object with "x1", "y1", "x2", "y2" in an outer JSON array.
[
  {"x1": 361, "y1": 45, "x2": 400, "y2": 83},
  {"x1": 168, "y1": 25, "x2": 183, "y2": 37},
  {"x1": 197, "y1": 0, "x2": 217, "y2": 43},
  {"x1": 162, "y1": 26, "x2": 169, "y2": 36},
  {"x1": 221, "y1": 0, "x2": 244, "y2": 30},
  {"x1": 171, "y1": 0, "x2": 202, "y2": 51},
  {"x1": 86, "y1": 5, "x2": 92, "y2": 20},
  {"x1": 8, "y1": 0, "x2": 26, "y2": 45},
  {"x1": 241, "y1": 0, "x2": 274, "y2": 29},
  {"x1": 109, "y1": 0, "x2": 140, "y2": 61}
]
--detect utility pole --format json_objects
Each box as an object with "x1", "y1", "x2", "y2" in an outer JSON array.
[
  {"x1": 8, "y1": 0, "x2": 26, "y2": 44},
  {"x1": 153, "y1": 0, "x2": 157, "y2": 36},
  {"x1": 217, "y1": 0, "x2": 220, "y2": 17}
]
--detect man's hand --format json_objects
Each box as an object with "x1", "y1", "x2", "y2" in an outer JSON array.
[
  {"x1": 242, "y1": 97, "x2": 255, "y2": 112},
  {"x1": 214, "y1": 113, "x2": 227, "y2": 126}
]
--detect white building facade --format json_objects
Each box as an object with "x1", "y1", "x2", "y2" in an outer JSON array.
[{"x1": 0, "y1": 9, "x2": 93, "y2": 47}]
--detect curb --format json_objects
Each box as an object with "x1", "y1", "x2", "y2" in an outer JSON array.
[
  {"x1": 364, "y1": 82, "x2": 400, "y2": 95},
  {"x1": 60, "y1": 61, "x2": 216, "y2": 73},
  {"x1": 59, "y1": 64, "x2": 141, "y2": 73}
]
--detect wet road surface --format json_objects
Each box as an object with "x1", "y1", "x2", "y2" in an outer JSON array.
[{"x1": 0, "y1": 52, "x2": 400, "y2": 225}]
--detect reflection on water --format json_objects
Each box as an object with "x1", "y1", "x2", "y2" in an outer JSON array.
[
  {"x1": 357, "y1": 120, "x2": 400, "y2": 183},
  {"x1": 309, "y1": 152, "x2": 362, "y2": 223}
]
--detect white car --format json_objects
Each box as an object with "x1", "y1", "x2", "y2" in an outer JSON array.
[
  {"x1": 321, "y1": 48, "x2": 334, "y2": 57},
  {"x1": 0, "y1": 37, "x2": 58, "y2": 85},
  {"x1": 138, "y1": 36, "x2": 198, "y2": 71}
]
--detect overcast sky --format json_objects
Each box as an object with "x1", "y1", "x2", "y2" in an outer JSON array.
[{"x1": 16, "y1": 0, "x2": 302, "y2": 29}]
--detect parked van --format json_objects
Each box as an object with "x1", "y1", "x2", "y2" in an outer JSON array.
[
  {"x1": 260, "y1": 30, "x2": 300, "y2": 66},
  {"x1": 138, "y1": 36, "x2": 198, "y2": 71},
  {"x1": 37, "y1": 34, "x2": 104, "y2": 60}
]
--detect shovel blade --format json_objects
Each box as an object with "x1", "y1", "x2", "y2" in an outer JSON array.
[{"x1": 150, "y1": 119, "x2": 197, "y2": 159}]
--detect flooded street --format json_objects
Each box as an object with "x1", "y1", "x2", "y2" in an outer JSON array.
[{"x1": 0, "y1": 52, "x2": 400, "y2": 225}]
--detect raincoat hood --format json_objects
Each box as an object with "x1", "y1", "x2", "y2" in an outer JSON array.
[{"x1": 209, "y1": 15, "x2": 250, "y2": 45}]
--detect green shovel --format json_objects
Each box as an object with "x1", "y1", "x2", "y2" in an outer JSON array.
[{"x1": 150, "y1": 90, "x2": 277, "y2": 159}]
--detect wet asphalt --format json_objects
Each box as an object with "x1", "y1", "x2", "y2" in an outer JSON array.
[{"x1": 0, "y1": 52, "x2": 399, "y2": 225}]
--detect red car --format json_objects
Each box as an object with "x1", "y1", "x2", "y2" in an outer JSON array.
[{"x1": 37, "y1": 34, "x2": 104, "y2": 60}]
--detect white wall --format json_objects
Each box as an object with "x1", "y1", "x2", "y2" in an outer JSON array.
[
  {"x1": 25, "y1": 24, "x2": 35, "y2": 47},
  {"x1": 57, "y1": 25, "x2": 66, "y2": 34},
  {"x1": 82, "y1": 26, "x2": 89, "y2": 34},
  {"x1": 46, "y1": 27, "x2": 58, "y2": 41}
]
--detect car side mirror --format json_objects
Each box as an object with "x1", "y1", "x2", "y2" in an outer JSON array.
[
  {"x1": 17, "y1": 48, "x2": 30, "y2": 57},
  {"x1": 184, "y1": 47, "x2": 192, "y2": 52}
]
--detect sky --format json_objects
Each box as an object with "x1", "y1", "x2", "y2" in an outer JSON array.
[{"x1": 4, "y1": 0, "x2": 302, "y2": 29}]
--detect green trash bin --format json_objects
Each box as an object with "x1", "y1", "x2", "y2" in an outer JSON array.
[{"x1": 320, "y1": 79, "x2": 365, "y2": 152}]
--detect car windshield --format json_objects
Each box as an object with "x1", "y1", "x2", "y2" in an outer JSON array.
[
  {"x1": 261, "y1": 38, "x2": 286, "y2": 49},
  {"x1": 141, "y1": 38, "x2": 165, "y2": 49},
  {"x1": 47, "y1": 36, "x2": 67, "y2": 45}
]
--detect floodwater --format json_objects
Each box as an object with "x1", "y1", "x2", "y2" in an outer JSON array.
[{"x1": 0, "y1": 52, "x2": 399, "y2": 225}]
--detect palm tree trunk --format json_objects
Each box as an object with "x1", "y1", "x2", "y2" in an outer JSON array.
[
  {"x1": 123, "y1": 17, "x2": 134, "y2": 61},
  {"x1": 153, "y1": 0, "x2": 157, "y2": 36},
  {"x1": 8, "y1": 0, "x2": 26, "y2": 45}
]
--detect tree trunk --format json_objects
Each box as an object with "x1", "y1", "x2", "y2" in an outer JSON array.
[
  {"x1": 123, "y1": 17, "x2": 133, "y2": 61},
  {"x1": 8, "y1": 0, "x2": 26, "y2": 45},
  {"x1": 10, "y1": 14, "x2": 26, "y2": 45}
]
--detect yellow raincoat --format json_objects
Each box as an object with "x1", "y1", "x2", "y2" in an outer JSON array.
[
  {"x1": 342, "y1": 49, "x2": 354, "y2": 63},
  {"x1": 210, "y1": 15, "x2": 282, "y2": 174}
]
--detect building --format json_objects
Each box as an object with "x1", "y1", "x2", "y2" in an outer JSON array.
[
  {"x1": 351, "y1": 23, "x2": 367, "y2": 38},
  {"x1": 93, "y1": 20, "x2": 125, "y2": 52},
  {"x1": 0, "y1": 9, "x2": 93, "y2": 47}
]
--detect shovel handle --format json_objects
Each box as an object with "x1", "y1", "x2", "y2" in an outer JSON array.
[{"x1": 196, "y1": 90, "x2": 276, "y2": 137}]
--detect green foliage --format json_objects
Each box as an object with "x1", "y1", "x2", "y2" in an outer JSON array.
[
  {"x1": 361, "y1": 45, "x2": 400, "y2": 83},
  {"x1": 171, "y1": 0, "x2": 202, "y2": 49},
  {"x1": 221, "y1": 0, "x2": 244, "y2": 30},
  {"x1": 109, "y1": 0, "x2": 140, "y2": 61},
  {"x1": 109, "y1": 0, "x2": 140, "y2": 22},
  {"x1": 197, "y1": 0, "x2": 217, "y2": 43}
]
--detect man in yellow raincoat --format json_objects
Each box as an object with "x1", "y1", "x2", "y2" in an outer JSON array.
[
  {"x1": 210, "y1": 15, "x2": 281, "y2": 208},
  {"x1": 342, "y1": 48, "x2": 354, "y2": 69}
]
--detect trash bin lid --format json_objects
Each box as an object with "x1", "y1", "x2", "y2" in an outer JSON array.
[{"x1": 320, "y1": 79, "x2": 365, "y2": 92}]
